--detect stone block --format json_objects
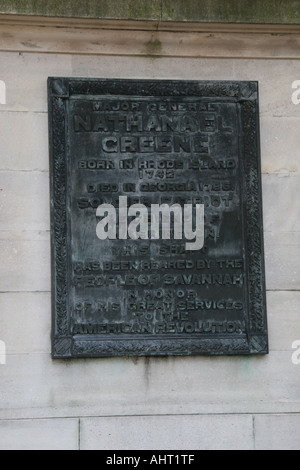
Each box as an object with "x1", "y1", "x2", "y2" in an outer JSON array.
[
  {"x1": 0, "y1": 352, "x2": 299, "y2": 420},
  {"x1": 0, "y1": 237, "x2": 51, "y2": 292},
  {"x1": 262, "y1": 175, "x2": 300, "y2": 232},
  {"x1": 260, "y1": 121, "x2": 300, "y2": 174},
  {"x1": 0, "y1": 52, "x2": 72, "y2": 112},
  {"x1": 0, "y1": 112, "x2": 49, "y2": 171},
  {"x1": 0, "y1": 418, "x2": 78, "y2": 450},
  {"x1": 255, "y1": 414, "x2": 300, "y2": 450},
  {"x1": 0, "y1": 292, "x2": 51, "y2": 354},
  {"x1": 264, "y1": 232, "x2": 300, "y2": 291},
  {"x1": 0, "y1": 171, "x2": 50, "y2": 232},
  {"x1": 267, "y1": 291, "x2": 300, "y2": 352},
  {"x1": 80, "y1": 414, "x2": 253, "y2": 450}
]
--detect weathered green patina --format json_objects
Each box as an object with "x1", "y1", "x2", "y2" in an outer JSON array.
[
  {"x1": 0, "y1": 0, "x2": 299, "y2": 24},
  {"x1": 163, "y1": 0, "x2": 300, "y2": 24},
  {"x1": 0, "y1": 0, "x2": 162, "y2": 21}
]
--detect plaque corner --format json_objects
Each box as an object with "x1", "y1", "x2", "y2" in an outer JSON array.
[
  {"x1": 52, "y1": 337, "x2": 73, "y2": 359},
  {"x1": 48, "y1": 77, "x2": 70, "y2": 98},
  {"x1": 239, "y1": 81, "x2": 259, "y2": 102},
  {"x1": 249, "y1": 334, "x2": 269, "y2": 355}
]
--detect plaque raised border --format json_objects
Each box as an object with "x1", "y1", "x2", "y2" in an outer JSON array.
[{"x1": 48, "y1": 78, "x2": 268, "y2": 358}]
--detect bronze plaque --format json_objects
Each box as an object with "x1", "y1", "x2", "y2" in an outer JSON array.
[{"x1": 48, "y1": 78, "x2": 268, "y2": 358}]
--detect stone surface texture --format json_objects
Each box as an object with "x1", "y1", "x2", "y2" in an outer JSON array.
[{"x1": 0, "y1": 11, "x2": 299, "y2": 450}]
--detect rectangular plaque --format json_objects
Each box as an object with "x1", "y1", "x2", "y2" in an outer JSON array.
[{"x1": 48, "y1": 78, "x2": 268, "y2": 358}]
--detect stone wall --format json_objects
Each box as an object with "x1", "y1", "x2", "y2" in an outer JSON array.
[
  {"x1": 0, "y1": 11, "x2": 299, "y2": 450},
  {"x1": 0, "y1": 0, "x2": 300, "y2": 24}
]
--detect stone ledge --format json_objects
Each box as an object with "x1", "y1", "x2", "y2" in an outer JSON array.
[
  {"x1": 0, "y1": 0, "x2": 299, "y2": 24},
  {"x1": 1, "y1": 15, "x2": 300, "y2": 34},
  {"x1": 1, "y1": 21, "x2": 300, "y2": 59}
]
